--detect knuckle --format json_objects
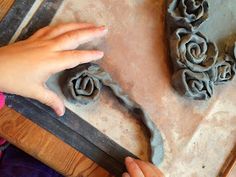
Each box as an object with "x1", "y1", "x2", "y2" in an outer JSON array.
[
  {"x1": 62, "y1": 32, "x2": 76, "y2": 41},
  {"x1": 41, "y1": 93, "x2": 54, "y2": 107},
  {"x1": 36, "y1": 26, "x2": 50, "y2": 35},
  {"x1": 68, "y1": 50, "x2": 79, "y2": 57},
  {"x1": 40, "y1": 40, "x2": 57, "y2": 50},
  {"x1": 50, "y1": 24, "x2": 64, "y2": 32}
]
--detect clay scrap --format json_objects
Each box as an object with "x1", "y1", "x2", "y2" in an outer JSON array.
[
  {"x1": 167, "y1": 0, "x2": 236, "y2": 100},
  {"x1": 61, "y1": 63, "x2": 164, "y2": 166}
]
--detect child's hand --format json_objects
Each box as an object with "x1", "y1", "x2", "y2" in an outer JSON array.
[
  {"x1": 0, "y1": 23, "x2": 107, "y2": 116},
  {"x1": 123, "y1": 157, "x2": 164, "y2": 177}
]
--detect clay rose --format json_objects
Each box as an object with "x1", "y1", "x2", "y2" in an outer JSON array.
[
  {"x1": 168, "y1": 0, "x2": 209, "y2": 30},
  {"x1": 170, "y1": 28, "x2": 218, "y2": 72},
  {"x1": 62, "y1": 63, "x2": 102, "y2": 105},
  {"x1": 172, "y1": 69, "x2": 214, "y2": 100},
  {"x1": 209, "y1": 55, "x2": 236, "y2": 85}
]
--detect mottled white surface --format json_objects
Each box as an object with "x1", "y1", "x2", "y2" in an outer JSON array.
[{"x1": 47, "y1": 0, "x2": 236, "y2": 176}]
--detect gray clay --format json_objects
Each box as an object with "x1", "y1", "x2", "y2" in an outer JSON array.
[
  {"x1": 61, "y1": 63, "x2": 164, "y2": 165},
  {"x1": 170, "y1": 28, "x2": 218, "y2": 72},
  {"x1": 208, "y1": 54, "x2": 236, "y2": 85},
  {"x1": 168, "y1": 0, "x2": 209, "y2": 30},
  {"x1": 168, "y1": 0, "x2": 208, "y2": 30},
  {"x1": 167, "y1": 0, "x2": 236, "y2": 100},
  {"x1": 172, "y1": 69, "x2": 214, "y2": 100},
  {"x1": 62, "y1": 64, "x2": 102, "y2": 105}
]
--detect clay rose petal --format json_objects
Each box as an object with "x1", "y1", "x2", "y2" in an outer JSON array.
[
  {"x1": 172, "y1": 68, "x2": 214, "y2": 100},
  {"x1": 168, "y1": 0, "x2": 209, "y2": 30},
  {"x1": 209, "y1": 55, "x2": 236, "y2": 85},
  {"x1": 170, "y1": 28, "x2": 218, "y2": 72},
  {"x1": 62, "y1": 63, "x2": 102, "y2": 105}
]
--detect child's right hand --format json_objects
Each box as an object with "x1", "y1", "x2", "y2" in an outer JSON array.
[{"x1": 0, "y1": 23, "x2": 108, "y2": 116}]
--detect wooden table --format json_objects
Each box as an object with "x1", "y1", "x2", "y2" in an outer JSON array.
[
  {"x1": 0, "y1": 1, "x2": 112, "y2": 176},
  {"x1": 0, "y1": 106, "x2": 112, "y2": 177},
  {"x1": 1, "y1": 1, "x2": 236, "y2": 177},
  {"x1": 0, "y1": 0, "x2": 14, "y2": 21}
]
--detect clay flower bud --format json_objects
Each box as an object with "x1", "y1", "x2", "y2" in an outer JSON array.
[
  {"x1": 62, "y1": 63, "x2": 102, "y2": 105},
  {"x1": 168, "y1": 0, "x2": 209, "y2": 30},
  {"x1": 170, "y1": 28, "x2": 218, "y2": 72},
  {"x1": 172, "y1": 69, "x2": 214, "y2": 100},
  {"x1": 209, "y1": 55, "x2": 236, "y2": 85}
]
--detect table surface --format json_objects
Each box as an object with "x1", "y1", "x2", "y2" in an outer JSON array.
[
  {"x1": 0, "y1": 1, "x2": 112, "y2": 176},
  {"x1": 1, "y1": 0, "x2": 236, "y2": 177},
  {"x1": 0, "y1": 106, "x2": 112, "y2": 177}
]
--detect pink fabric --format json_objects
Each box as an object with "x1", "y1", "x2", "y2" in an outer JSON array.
[
  {"x1": 0, "y1": 92, "x2": 6, "y2": 158},
  {"x1": 0, "y1": 92, "x2": 5, "y2": 109},
  {"x1": 0, "y1": 138, "x2": 6, "y2": 146}
]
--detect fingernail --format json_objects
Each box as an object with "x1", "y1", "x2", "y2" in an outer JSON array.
[
  {"x1": 125, "y1": 157, "x2": 134, "y2": 164},
  {"x1": 97, "y1": 51, "x2": 104, "y2": 57},
  {"x1": 122, "y1": 172, "x2": 130, "y2": 177},
  {"x1": 58, "y1": 111, "x2": 64, "y2": 117},
  {"x1": 57, "y1": 107, "x2": 65, "y2": 117}
]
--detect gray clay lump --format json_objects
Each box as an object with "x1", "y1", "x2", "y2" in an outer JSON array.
[
  {"x1": 168, "y1": 0, "x2": 209, "y2": 30},
  {"x1": 167, "y1": 0, "x2": 236, "y2": 100},
  {"x1": 62, "y1": 64, "x2": 102, "y2": 105},
  {"x1": 61, "y1": 63, "x2": 164, "y2": 166},
  {"x1": 170, "y1": 28, "x2": 218, "y2": 72}
]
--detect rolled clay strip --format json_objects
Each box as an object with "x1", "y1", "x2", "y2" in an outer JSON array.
[
  {"x1": 172, "y1": 68, "x2": 214, "y2": 100},
  {"x1": 168, "y1": 0, "x2": 209, "y2": 30},
  {"x1": 61, "y1": 63, "x2": 164, "y2": 166}
]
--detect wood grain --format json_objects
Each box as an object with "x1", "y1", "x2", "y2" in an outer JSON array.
[
  {"x1": 218, "y1": 143, "x2": 236, "y2": 177},
  {"x1": 0, "y1": 106, "x2": 113, "y2": 177},
  {"x1": 0, "y1": 0, "x2": 14, "y2": 20}
]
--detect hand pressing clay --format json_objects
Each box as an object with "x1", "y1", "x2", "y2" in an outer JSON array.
[{"x1": 61, "y1": 63, "x2": 164, "y2": 166}]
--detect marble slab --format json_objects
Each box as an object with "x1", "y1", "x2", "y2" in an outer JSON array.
[{"x1": 47, "y1": 0, "x2": 236, "y2": 176}]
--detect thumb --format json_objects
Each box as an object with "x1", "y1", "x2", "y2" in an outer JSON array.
[{"x1": 34, "y1": 87, "x2": 65, "y2": 116}]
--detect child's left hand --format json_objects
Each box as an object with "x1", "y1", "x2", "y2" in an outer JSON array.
[
  {"x1": 123, "y1": 157, "x2": 164, "y2": 177},
  {"x1": 0, "y1": 23, "x2": 108, "y2": 116}
]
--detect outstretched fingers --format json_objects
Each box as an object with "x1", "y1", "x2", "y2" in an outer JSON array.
[
  {"x1": 51, "y1": 50, "x2": 104, "y2": 73},
  {"x1": 51, "y1": 26, "x2": 108, "y2": 51},
  {"x1": 29, "y1": 22, "x2": 96, "y2": 40}
]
